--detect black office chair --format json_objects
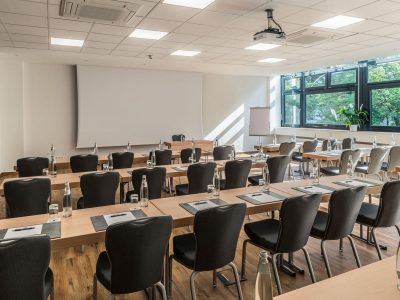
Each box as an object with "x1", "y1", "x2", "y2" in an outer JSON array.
[
  {"x1": 381, "y1": 146, "x2": 400, "y2": 180},
  {"x1": 175, "y1": 162, "x2": 216, "y2": 196},
  {"x1": 342, "y1": 138, "x2": 353, "y2": 150},
  {"x1": 70, "y1": 154, "x2": 98, "y2": 173},
  {"x1": 292, "y1": 140, "x2": 318, "y2": 177},
  {"x1": 77, "y1": 172, "x2": 119, "y2": 209},
  {"x1": 241, "y1": 194, "x2": 321, "y2": 295},
  {"x1": 213, "y1": 145, "x2": 233, "y2": 161},
  {"x1": 4, "y1": 178, "x2": 50, "y2": 218},
  {"x1": 112, "y1": 152, "x2": 134, "y2": 169},
  {"x1": 221, "y1": 159, "x2": 252, "y2": 190},
  {"x1": 17, "y1": 157, "x2": 49, "y2": 177},
  {"x1": 172, "y1": 134, "x2": 185, "y2": 142},
  {"x1": 311, "y1": 186, "x2": 367, "y2": 277},
  {"x1": 356, "y1": 180, "x2": 400, "y2": 260},
  {"x1": 248, "y1": 155, "x2": 290, "y2": 186},
  {"x1": 169, "y1": 204, "x2": 246, "y2": 300},
  {"x1": 126, "y1": 167, "x2": 166, "y2": 202},
  {"x1": 148, "y1": 150, "x2": 172, "y2": 166},
  {"x1": 180, "y1": 148, "x2": 202, "y2": 163},
  {"x1": 94, "y1": 216, "x2": 172, "y2": 300},
  {"x1": 320, "y1": 149, "x2": 361, "y2": 176},
  {"x1": 0, "y1": 235, "x2": 54, "y2": 300}
]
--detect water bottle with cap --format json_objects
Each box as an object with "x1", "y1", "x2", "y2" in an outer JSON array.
[
  {"x1": 231, "y1": 144, "x2": 236, "y2": 160},
  {"x1": 214, "y1": 138, "x2": 219, "y2": 147},
  {"x1": 108, "y1": 152, "x2": 113, "y2": 170},
  {"x1": 158, "y1": 140, "x2": 162, "y2": 150},
  {"x1": 372, "y1": 135, "x2": 377, "y2": 148},
  {"x1": 49, "y1": 155, "x2": 57, "y2": 177},
  {"x1": 126, "y1": 141, "x2": 132, "y2": 152},
  {"x1": 62, "y1": 182, "x2": 72, "y2": 218},
  {"x1": 140, "y1": 175, "x2": 149, "y2": 207},
  {"x1": 151, "y1": 149, "x2": 156, "y2": 167},
  {"x1": 213, "y1": 169, "x2": 220, "y2": 197},
  {"x1": 327, "y1": 139, "x2": 332, "y2": 152},
  {"x1": 50, "y1": 144, "x2": 55, "y2": 158},
  {"x1": 351, "y1": 137, "x2": 356, "y2": 150},
  {"x1": 191, "y1": 147, "x2": 196, "y2": 164},
  {"x1": 273, "y1": 131, "x2": 277, "y2": 145},
  {"x1": 262, "y1": 166, "x2": 270, "y2": 192},
  {"x1": 255, "y1": 251, "x2": 273, "y2": 300},
  {"x1": 347, "y1": 155, "x2": 354, "y2": 178},
  {"x1": 191, "y1": 138, "x2": 195, "y2": 149},
  {"x1": 93, "y1": 142, "x2": 98, "y2": 155}
]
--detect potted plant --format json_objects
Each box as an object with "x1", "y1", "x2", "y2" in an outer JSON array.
[{"x1": 338, "y1": 105, "x2": 369, "y2": 132}]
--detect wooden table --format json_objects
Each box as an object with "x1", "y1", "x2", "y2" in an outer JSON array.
[
  {"x1": 302, "y1": 148, "x2": 372, "y2": 161},
  {"x1": 275, "y1": 256, "x2": 399, "y2": 300},
  {"x1": 164, "y1": 139, "x2": 214, "y2": 151},
  {"x1": 255, "y1": 143, "x2": 303, "y2": 153}
]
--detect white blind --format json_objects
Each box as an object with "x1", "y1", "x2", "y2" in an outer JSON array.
[{"x1": 249, "y1": 107, "x2": 270, "y2": 136}]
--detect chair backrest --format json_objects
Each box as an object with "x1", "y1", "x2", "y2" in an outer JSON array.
[
  {"x1": 70, "y1": 154, "x2": 98, "y2": 173},
  {"x1": 131, "y1": 167, "x2": 166, "y2": 200},
  {"x1": 213, "y1": 145, "x2": 233, "y2": 161},
  {"x1": 279, "y1": 142, "x2": 296, "y2": 156},
  {"x1": 80, "y1": 172, "x2": 119, "y2": 208},
  {"x1": 276, "y1": 194, "x2": 322, "y2": 253},
  {"x1": 0, "y1": 235, "x2": 51, "y2": 300},
  {"x1": 193, "y1": 204, "x2": 246, "y2": 271},
  {"x1": 112, "y1": 152, "x2": 134, "y2": 169},
  {"x1": 302, "y1": 140, "x2": 318, "y2": 153},
  {"x1": 224, "y1": 159, "x2": 252, "y2": 189},
  {"x1": 375, "y1": 180, "x2": 400, "y2": 227},
  {"x1": 105, "y1": 216, "x2": 172, "y2": 294},
  {"x1": 367, "y1": 147, "x2": 389, "y2": 175},
  {"x1": 4, "y1": 178, "x2": 50, "y2": 218},
  {"x1": 180, "y1": 148, "x2": 202, "y2": 163},
  {"x1": 148, "y1": 150, "x2": 172, "y2": 166},
  {"x1": 187, "y1": 162, "x2": 216, "y2": 194},
  {"x1": 386, "y1": 146, "x2": 400, "y2": 172},
  {"x1": 172, "y1": 134, "x2": 185, "y2": 142},
  {"x1": 17, "y1": 157, "x2": 49, "y2": 177},
  {"x1": 321, "y1": 139, "x2": 338, "y2": 151},
  {"x1": 338, "y1": 149, "x2": 361, "y2": 174},
  {"x1": 342, "y1": 138, "x2": 353, "y2": 150},
  {"x1": 324, "y1": 186, "x2": 367, "y2": 240},
  {"x1": 267, "y1": 155, "x2": 291, "y2": 183}
]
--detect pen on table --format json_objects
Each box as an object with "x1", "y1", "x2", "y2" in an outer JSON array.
[
  {"x1": 110, "y1": 213, "x2": 127, "y2": 218},
  {"x1": 252, "y1": 193, "x2": 262, "y2": 196},
  {"x1": 195, "y1": 201, "x2": 208, "y2": 205},
  {"x1": 13, "y1": 227, "x2": 35, "y2": 232}
]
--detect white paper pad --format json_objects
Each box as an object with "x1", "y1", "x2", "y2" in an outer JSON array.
[
  {"x1": 188, "y1": 200, "x2": 218, "y2": 211},
  {"x1": 174, "y1": 166, "x2": 188, "y2": 171},
  {"x1": 336, "y1": 179, "x2": 374, "y2": 187},
  {"x1": 104, "y1": 212, "x2": 135, "y2": 226},
  {"x1": 4, "y1": 224, "x2": 43, "y2": 239},
  {"x1": 297, "y1": 186, "x2": 332, "y2": 194},
  {"x1": 246, "y1": 193, "x2": 281, "y2": 203}
]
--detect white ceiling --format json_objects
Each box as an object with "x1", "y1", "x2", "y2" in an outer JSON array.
[{"x1": 1, "y1": 0, "x2": 400, "y2": 76}]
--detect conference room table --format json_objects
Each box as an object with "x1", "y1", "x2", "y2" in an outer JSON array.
[
  {"x1": 302, "y1": 148, "x2": 372, "y2": 161},
  {"x1": 164, "y1": 139, "x2": 214, "y2": 151}
]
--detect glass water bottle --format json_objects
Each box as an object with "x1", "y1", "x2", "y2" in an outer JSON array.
[
  {"x1": 127, "y1": 141, "x2": 132, "y2": 152},
  {"x1": 255, "y1": 251, "x2": 273, "y2": 300},
  {"x1": 140, "y1": 175, "x2": 149, "y2": 207},
  {"x1": 151, "y1": 149, "x2": 156, "y2": 167},
  {"x1": 62, "y1": 182, "x2": 72, "y2": 218},
  {"x1": 213, "y1": 169, "x2": 220, "y2": 197},
  {"x1": 347, "y1": 155, "x2": 354, "y2": 178},
  {"x1": 108, "y1": 152, "x2": 113, "y2": 170},
  {"x1": 93, "y1": 142, "x2": 98, "y2": 155}
]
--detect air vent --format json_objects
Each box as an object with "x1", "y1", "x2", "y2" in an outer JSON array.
[
  {"x1": 286, "y1": 29, "x2": 347, "y2": 45},
  {"x1": 59, "y1": 0, "x2": 143, "y2": 25}
]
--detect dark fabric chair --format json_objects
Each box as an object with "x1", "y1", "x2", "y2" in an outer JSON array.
[
  {"x1": 213, "y1": 145, "x2": 233, "y2": 161},
  {"x1": 292, "y1": 140, "x2": 318, "y2": 177},
  {"x1": 77, "y1": 172, "x2": 119, "y2": 209},
  {"x1": 4, "y1": 178, "x2": 50, "y2": 218},
  {"x1": 321, "y1": 139, "x2": 337, "y2": 151},
  {"x1": 342, "y1": 138, "x2": 353, "y2": 150},
  {"x1": 241, "y1": 194, "x2": 321, "y2": 295},
  {"x1": 17, "y1": 157, "x2": 49, "y2": 177},
  {"x1": 70, "y1": 154, "x2": 98, "y2": 173},
  {"x1": 148, "y1": 150, "x2": 172, "y2": 166},
  {"x1": 172, "y1": 134, "x2": 185, "y2": 142},
  {"x1": 279, "y1": 142, "x2": 296, "y2": 156},
  {"x1": 126, "y1": 167, "x2": 166, "y2": 202},
  {"x1": 0, "y1": 235, "x2": 54, "y2": 300},
  {"x1": 311, "y1": 186, "x2": 367, "y2": 277},
  {"x1": 356, "y1": 180, "x2": 400, "y2": 260},
  {"x1": 94, "y1": 216, "x2": 172, "y2": 299},
  {"x1": 355, "y1": 147, "x2": 388, "y2": 180},
  {"x1": 221, "y1": 160, "x2": 252, "y2": 190},
  {"x1": 169, "y1": 204, "x2": 246, "y2": 300},
  {"x1": 381, "y1": 146, "x2": 400, "y2": 180},
  {"x1": 180, "y1": 148, "x2": 202, "y2": 163},
  {"x1": 111, "y1": 152, "x2": 134, "y2": 169},
  {"x1": 175, "y1": 162, "x2": 216, "y2": 196},
  {"x1": 248, "y1": 155, "x2": 290, "y2": 186},
  {"x1": 320, "y1": 149, "x2": 361, "y2": 176}
]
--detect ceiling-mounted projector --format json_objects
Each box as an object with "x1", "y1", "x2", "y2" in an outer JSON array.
[{"x1": 253, "y1": 9, "x2": 286, "y2": 42}]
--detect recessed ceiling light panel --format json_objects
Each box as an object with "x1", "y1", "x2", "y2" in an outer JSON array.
[
  {"x1": 130, "y1": 29, "x2": 168, "y2": 40},
  {"x1": 245, "y1": 43, "x2": 281, "y2": 51},
  {"x1": 171, "y1": 50, "x2": 201, "y2": 56},
  {"x1": 311, "y1": 15, "x2": 365, "y2": 29},
  {"x1": 258, "y1": 58, "x2": 286, "y2": 63},
  {"x1": 50, "y1": 37, "x2": 84, "y2": 47},
  {"x1": 163, "y1": 0, "x2": 215, "y2": 9}
]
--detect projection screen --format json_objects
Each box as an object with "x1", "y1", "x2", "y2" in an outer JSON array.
[{"x1": 76, "y1": 65, "x2": 203, "y2": 148}]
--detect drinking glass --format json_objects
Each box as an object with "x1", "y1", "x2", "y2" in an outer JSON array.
[
  {"x1": 103, "y1": 164, "x2": 109, "y2": 171},
  {"x1": 207, "y1": 185, "x2": 215, "y2": 199},
  {"x1": 258, "y1": 179, "x2": 266, "y2": 191},
  {"x1": 129, "y1": 194, "x2": 139, "y2": 203},
  {"x1": 146, "y1": 160, "x2": 153, "y2": 168},
  {"x1": 48, "y1": 204, "x2": 59, "y2": 222},
  {"x1": 42, "y1": 168, "x2": 49, "y2": 176}
]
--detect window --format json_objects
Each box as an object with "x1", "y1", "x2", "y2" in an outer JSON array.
[
  {"x1": 368, "y1": 60, "x2": 400, "y2": 83},
  {"x1": 284, "y1": 77, "x2": 300, "y2": 91},
  {"x1": 371, "y1": 87, "x2": 400, "y2": 126},
  {"x1": 306, "y1": 91, "x2": 355, "y2": 125},
  {"x1": 283, "y1": 94, "x2": 301, "y2": 125},
  {"x1": 305, "y1": 73, "x2": 326, "y2": 88},
  {"x1": 331, "y1": 69, "x2": 357, "y2": 85}
]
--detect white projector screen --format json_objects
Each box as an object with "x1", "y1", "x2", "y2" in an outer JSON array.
[
  {"x1": 76, "y1": 65, "x2": 203, "y2": 148},
  {"x1": 249, "y1": 107, "x2": 270, "y2": 136}
]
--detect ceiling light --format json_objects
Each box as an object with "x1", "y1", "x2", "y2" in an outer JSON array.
[
  {"x1": 50, "y1": 37, "x2": 84, "y2": 47},
  {"x1": 129, "y1": 29, "x2": 168, "y2": 40},
  {"x1": 258, "y1": 58, "x2": 286, "y2": 63},
  {"x1": 311, "y1": 15, "x2": 365, "y2": 29},
  {"x1": 163, "y1": 0, "x2": 215, "y2": 9},
  {"x1": 245, "y1": 43, "x2": 281, "y2": 51},
  {"x1": 171, "y1": 50, "x2": 201, "y2": 57}
]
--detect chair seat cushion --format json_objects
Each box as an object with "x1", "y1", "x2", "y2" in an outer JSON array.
[
  {"x1": 355, "y1": 163, "x2": 368, "y2": 174},
  {"x1": 175, "y1": 184, "x2": 189, "y2": 196},
  {"x1": 357, "y1": 202, "x2": 379, "y2": 226},
  {"x1": 310, "y1": 211, "x2": 328, "y2": 238},
  {"x1": 96, "y1": 251, "x2": 111, "y2": 291},
  {"x1": 381, "y1": 162, "x2": 388, "y2": 172},
  {"x1": 320, "y1": 166, "x2": 340, "y2": 176},
  {"x1": 44, "y1": 268, "x2": 54, "y2": 298},
  {"x1": 244, "y1": 219, "x2": 280, "y2": 251},
  {"x1": 77, "y1": 197, "x2": 84, "y2": 209},
  {"x1": 173, "y1": 233, "x2": 196, "y2": 269},
  {"x1": 248, "y1": 175, "x2": 262, "y2": 186}
]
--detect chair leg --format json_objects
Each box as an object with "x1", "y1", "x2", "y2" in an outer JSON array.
[
  {"x1": 229, "y1": 262, "x2": 244, "y2": 300},
  {"x1": 168, "y1": 256, "x2": 174, "y2": 297},
  {"x1": 93, "y1": 274, "x2": 97, "y2": 300},
  {"x1": 371, "y1": 228, "x2": 383, "y2": 260},
  {"x1": 155, "y1": 281, "x2": 168, "y2": 300},
  {"x1": 321, "y1": 240, "x2": 332, "y2": 278},
  {"x1": 271, "y1": 253, "x2": 282, "y2": 295},
  {"x1": 241, "y1": 240, "x2": 249, "y2": 280},
  {"x1": 212, "y1": 270, "x2": 217, "y2": 287},
  {"x1": 190, "y1": 271, "x2": 198, "y2": 300},
  {"x1": 301, "y1": 247, "x2": 316, "y2": 283},
  {"x1": 347, "y1": 235, "x2": 362, "y2": 268}
]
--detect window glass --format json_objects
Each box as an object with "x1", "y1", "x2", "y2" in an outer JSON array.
[
  {"x1": 284, "y1": 77, "x2": 300, "y2": 90},
  {"x1": 368, "y1": 61, "x2": 400, "y2": 83},
  {"x1": 305, "y1": 73, "x2": 326, "y2": 88},
  {"x1": 331, "y1": 69, "x2": 357, "y2": 85},
  {"x1": 284, "y1": 94, "x2": 301, "y2": 125},
  {"x1": 371, "y1": 87, "x2": 400, "y2": 126}
]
